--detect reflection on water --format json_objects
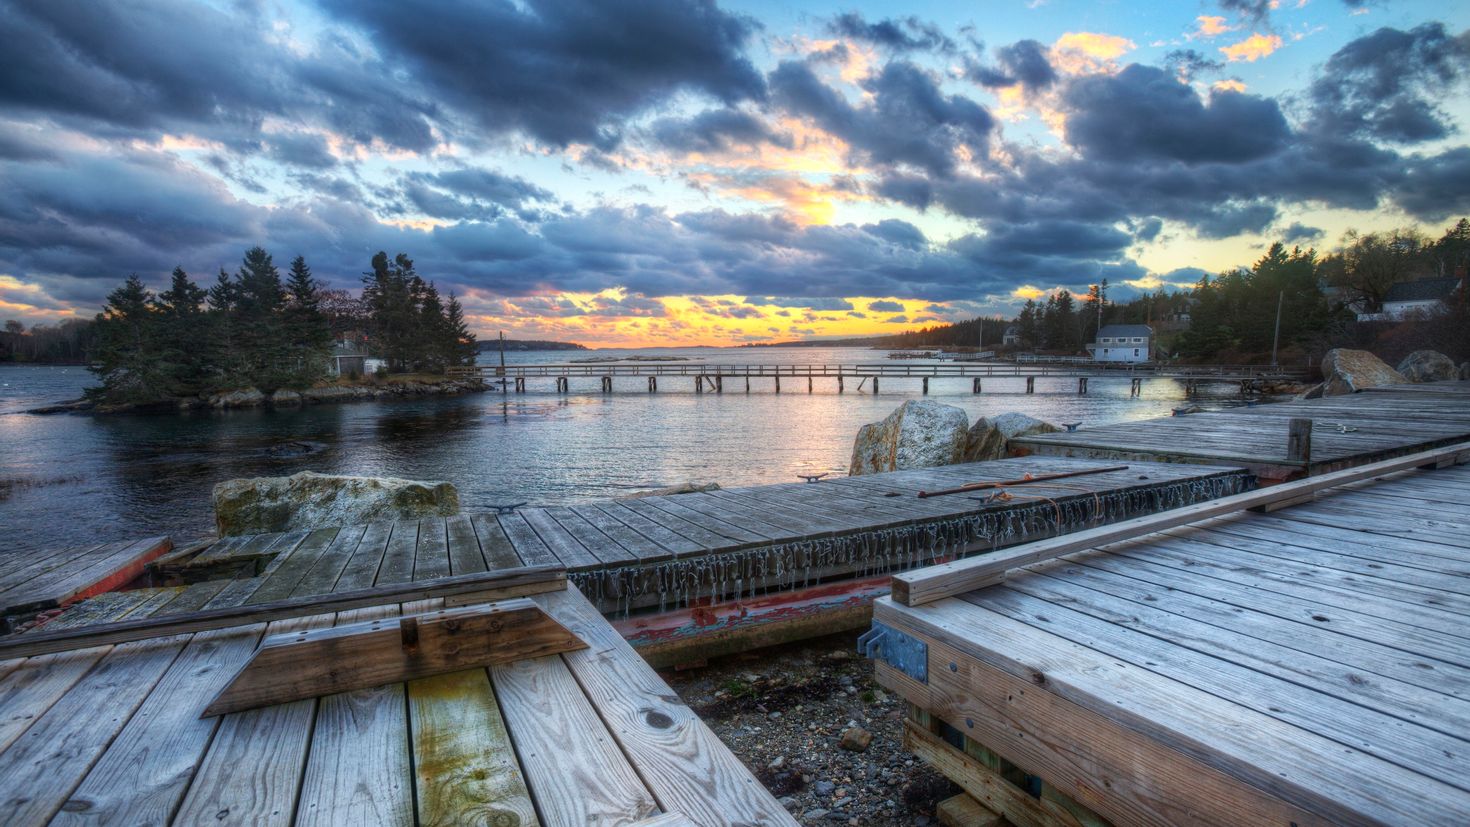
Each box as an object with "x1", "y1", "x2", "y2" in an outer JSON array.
[{"x1": 0, "y1": 348, "x2": 1251, "y2": 555}]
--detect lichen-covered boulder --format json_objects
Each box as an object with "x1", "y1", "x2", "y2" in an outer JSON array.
[
  {"x1": 270, "y1": 389, "x2": 303, "y2": 405},
  {"x1": 1320, "y1": 349, "x2": 1407, "y2": 396},
  {"x1": 213, "y1": 471, "x2": 459, "y2": 536},
  {"x1": 209, "y1": 388, "x2": 266, "y2": 408},
  {"x1": 963, "y1": 412, "x2": 1061, "y2": 461},
  {"x1": 849, "y1": 400, "x2": 969, "y2": 476},
  {"x1": 1396, "y1": 350, "x2": 1458, "y2": 383},
  {"x1": 619, "y1": 482, "x2": 721, "y2": 499}
]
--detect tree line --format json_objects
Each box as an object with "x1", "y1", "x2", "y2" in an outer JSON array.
[{"x1": 86, "y1": 247, "x2": 476, "y2": 404}]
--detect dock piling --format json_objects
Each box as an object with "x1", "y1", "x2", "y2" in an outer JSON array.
[
  {"x1": 1078, "y1": 377, "x2": 1088, "y2": 395},
  {"x1": 1130, "y1": 378, "x2": 1141, "y2": 398},
  {"x1": 1025, "y1": 376, "x2": 1035, "y2": 394},
  {"x1": 716, "y1": 376, "x2": 723, "y2": 393},
  {"x1": 1288, "y1": 418, "x2": 1313, "y2": 463},
  {"x1": 775, "y1": 376, "x2": 780, "y2": 393},
  {"x1": 973, "y1": 378, "x2": 981, "y2": 394},
  {"x1": 556, "y1": 377, "x2": 568, "y2": 393},
  {"x1": 922, "y1": 377, "x2": 929, "y2": 395},
  {"x1": 648, "y1": 376, "x2": 656, "y2": 392}
]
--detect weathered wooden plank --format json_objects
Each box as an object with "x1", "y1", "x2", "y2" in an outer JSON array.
[
  {"x1": 289, "y1": 523, "x2": 369, "y2": 598},
  {"x1": 2, "y1": 536, "x2": 172, "y2": 617},
  {"x1": 877, "y1": 596, "x2": 1470, "y2": 825},
  {"x1": 375, "y1": 520, "x2": 420, "y2": 586},
  {"x1": 0, "y1": 565, "x2": 566, "y2": 660},
  {"x1": 892, "y1": 440, "x2": 1470, "y2": 605},
  {"x1": 203, "y1": 598, "x2": 585, "y2": 716},
  {"x1": 590, "y1": 501, "x2": 707, "y2": 556},
  {"x1": 935, "y1": 792, "x2": 1005, "y2": 827},
  {"x1": 498, "y1": 511, "x2": 566, "y2": 568},
  {"x1": 0, "y1": 646, "x2": 111, "y2": 754},
  {"x1": 407, "y1": 668, "x2": 539, "y2": 827},
  {"x1": 172, "y1": 613, "x2": 335, "y2": 826},
  {"x1": 0, "y1": 636, "x2": 187, "y2": 825},
  {"x1": 520, "y1": 508, "x2": 601, "y2": 570},
  {"x1": 568, "y1": 503, "x2": 674, "y2": 564},
  {"x1": 490, "y1": 653, "x2": 659, "y2": 824},
  {"x1": 414, "y1": 517, "x2": 453, "y2": 581},
  {"x1": 241, "y1": 528, "x2": 343, "y2": 605},
  {"x1": 546, "y1": 506, "x2": 641, "y2": 566},
  {"x1": 470, "y1": 513, "x2": 530, "y2": 570},
  {"x1": 51, "y1": 625, "x2": 264, "y2": 826},
  {"x1": 445, "y1": 514, "x2": 487, "y2": 575},
  {"x1": 333, "y1": 520, "x2": 394, "y2": 591},
  {"x1": 618, "y1": 497, "x2": 756, "y2": 550},
  {"x1": 294, "y1": 605, "x2": 414, "y2": 827},
  {"x1": 538, "y1": 587, "x2": 800, "y2": 825},
  {"x1": 905, "y1": 721, "x2": 1084, "y2": 827}
]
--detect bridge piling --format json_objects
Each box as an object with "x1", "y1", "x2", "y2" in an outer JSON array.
[
  {"x1": 1026, "y1": 376, "x2": 1035, "y2": 394},
  {"x1": 601, "y1": 376, "x2": 612, "y2": 393},
  {"x1": 838, "y1": 376, "x2": 844, "y2": 393},
  {"x1": 1078, "y1": 377, "x2": 1088, "y2": 395},
  {"x1": 922, "y1": 377, "x2": 929, "y2": 395},
  {"x1": 775, "y1": 376, "x2": 780, "y2": 393},
  {"x1": 1130, "y1": 377, "x2": 1141, "y2": 398},
  {"x1": 808, "y1": 376, "x2": 813, "y2": 393},
  {"x1": 556, "y1": 377, "x2": 568, "y2": 393},
  {"x1": 716, "y1": 376, "x2": 723, "y2": 393},
  {"x1": 872, "y1": 377, "x2": 879, "y2": 393},
  {"x1": 745, "y1": 377, "x2": 750, "y2": 393},
  {"x1": 648, "y1": 376, "x2": 656, "y2": 392},
  {"x1": 972, "y1": 378, "x2": 981, "y2": 394},
  {"x1": 515, "y1": 377, "x2": 525, "y2": 393}
]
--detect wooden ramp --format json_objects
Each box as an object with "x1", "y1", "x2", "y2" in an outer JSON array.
[
  {"x1": 870, "y1": 456, "x2": 1470, "y2": 826},
  {"x1": 0, "y1": 536, "x2": 171, "y2": 632},
  {"x1": 0, "y1": 583, "x2": 798, "y2": 826},
  {"x1": 1012, "y1": 381, "x2": 1470, "y2": 480}
]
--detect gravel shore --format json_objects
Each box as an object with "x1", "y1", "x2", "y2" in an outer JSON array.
[{"x1": 664, "y1": 629, "x2": 957, "y2": 825}]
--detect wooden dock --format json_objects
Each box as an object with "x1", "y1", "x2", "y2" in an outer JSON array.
[
  {"x1": 0, "y1": 580, "x2": 797, "y2": 826},
  {"x1": 16, "y1": 459, "x2": 1248, "y2": 635},
  {"x1": 870, "y1": 447, "x2": 1470, "y2": 826},
  {"x1": 1013, "y1": 381, "x2": 1470, "y2": 479},
  {"x1": 0, "y1": 536, "x2": 172, "y2": 632}
]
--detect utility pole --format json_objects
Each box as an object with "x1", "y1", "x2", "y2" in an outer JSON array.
[
  {"x1": 1270, "y1": 291, "x2": 1283, "y2": 367},
  {"x1": 499, "y1": 330, "x2": 507, "y2": 393}
]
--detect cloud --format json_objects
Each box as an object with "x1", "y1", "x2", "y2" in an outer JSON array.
[
  {"x1": 1051, "y1": 32, "x2": 1136, "y2": 74},
  {"x1": 1280, "y1": 222, "x2": 1325, "y2": 243},
  {"x1": 1217, "y1": 0, "x2": 1273, "y2": 24},
  {"x1": 769, "y1": 60, "x2": 993, "y2": 175},
  {"x1": 1061, "y1": 65, "x2": 1290, "y2": 163},
  {"x1": 1220, "y1": 33, "x2": 1283, "y2": 63},
  {"x1": 1193, "y1": 16, "x2": 1234, "y2": 38},
  {"x1": 1305, "y1": 23, "x2": 1470, "y2": 145},
  {"x1": 868, "y1": 300, "x2": 904, "y2": 312},
  {"x1": 745, "y1": 297, "x2": 855, "y2": 311},
  {"x1": 828, "y1": 14, "x2": 954, "y2": 53},
  {"x1": 968, "y1": 40, "x2": 1058, "y2": 93},
  {"x1": 321, "y1": 0, "x2": 767, "y2": 150},
  {"x1": 651, "y1": 109, "x2": 793, "y2": 154}
]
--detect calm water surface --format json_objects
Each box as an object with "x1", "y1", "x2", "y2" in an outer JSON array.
[{"x1": 0, "y1": 348, "x2": 1247, "y2": 556}]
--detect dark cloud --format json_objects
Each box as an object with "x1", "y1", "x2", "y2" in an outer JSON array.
[
  {"x1": 266, "y1": 133, "x2": 337, "y2": 169},
  {"x1": 1063, "y1": 65, "x2": 1290, "y2": 163},
  {"x1": 968, "y1": 40, "x2": 1056, "y2": 93},
  {"x1": 1391, "y1": 147, "x2": 1470, "y2": 221},
  {"x1": 1280, "y1": 222, "x2": 1325, "y2": 244},
  {"x1": 770, "y1": 60, "x2": 992, "y2": 175},
  {"x1": 1306, "y1": 23, "x2": 1470, "y2": 145},
  {"x1": 651, "y1": 109, "x2": 792, "y2": 153},
  {"x1": 868, "y1": 300, "x2": 904, "y2": 312},
  {"x1": 745, "y1": 297, "x2": 855, "y2": 311},
  {"x1": 321, "y1": 0, "x2": 766, "y2": 150},
  {"x1": 862, "y1": 219, "x2": 927, "y2": 249},
  {"x1": 829, "y1": 14, "x2": 954, "y2": 53},
  {"x1": 1217, "y1": 0, "x2": 1272, "y2": 23},
  {"x1": 1163, "y1": 50, "x2": 1224, "y2": 83}
]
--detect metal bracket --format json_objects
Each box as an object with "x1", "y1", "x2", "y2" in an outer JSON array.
[{"x1": 857, "y1": 621, "x2": 927, "y2": 683}]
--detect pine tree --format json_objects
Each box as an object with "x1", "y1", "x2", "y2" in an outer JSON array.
[
  {"x1": 417, "y1": 280, "x2": 449, "y2": 373},
  {"x1": 444, "y1": 292, "x2": 477, "y2": 367},
  {"x1": 284, "y1": 255, "x2": 332, "y2": 385},
  {"x1": 155, "y1": 266, "x2": 210, "y2": 394},
  {"x1": 88, "y1": 275, "x2": 166, "y2": 403},
  {"x1": 362, "y1": 251, "x2": 420, "y2": 372},
  {"x1": 233, "y1": 246, "x2": 288, "y2": 389}
]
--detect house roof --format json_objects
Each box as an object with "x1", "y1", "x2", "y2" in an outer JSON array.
[
  {"x1": 1097, "y1": 324, "x2": 1152, "y2": 338},
  {"x1": 1383, "y1": 276, "x2": 1463, "y2": 304}
]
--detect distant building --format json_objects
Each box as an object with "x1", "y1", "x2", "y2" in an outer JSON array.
[
  {"x1": 1002, "y1": 324, "x2": 1021, "y2": 346},
  {"x1": 1088, "y1": 324, "x2": 1152, "y2": 363},
  {"x1": 1358, "y1": 275, "x2": 1466, "y2": 321},
  {"x1": 330, "y1": 338, "x2": 386, "y2": 377}
]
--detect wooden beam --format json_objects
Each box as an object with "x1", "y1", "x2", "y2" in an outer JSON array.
[
  {"x1": 1287, "y1": 418, "x2": 1312, "y2": 463},
  {"x1": 890, "y1": 439, "x2": 1470, "y2": 606},
  {"x1": 905, "y1": 721, "x2": 1084, "y2": 827},
  {"x1": 203, "y1": 598, "x2": 586, "y2": 716},
  {"x1": 0, "y1": 565, "x2": 567, "y2": 660},
  {"x1": 936, "y1": 794, "x2": 1005, "y2": 827}
]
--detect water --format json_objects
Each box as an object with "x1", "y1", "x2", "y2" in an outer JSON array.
[{"x1": 0, "y1": 348, "x2": 1247, "y2": 556}]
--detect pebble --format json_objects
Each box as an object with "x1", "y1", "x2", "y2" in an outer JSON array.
[
  {"x1": 803, "y1": 809, "x2": 830, "y2": 820},
  {"x1": 814, "y1": 780, "x2": 836, "y2": 796}
]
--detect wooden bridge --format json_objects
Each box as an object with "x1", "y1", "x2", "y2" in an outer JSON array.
[{"x1": 449, "y1": 361, "x2": 1307, "y2": 396}]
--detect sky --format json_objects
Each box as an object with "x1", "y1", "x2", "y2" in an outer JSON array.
[{"x1": 2, "y1": 0, "x2": 1469, "y2": 347}]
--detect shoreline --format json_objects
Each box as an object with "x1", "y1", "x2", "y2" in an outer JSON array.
[{"x1": 21, "y1": 375, "x2": 489, "y2": 416}]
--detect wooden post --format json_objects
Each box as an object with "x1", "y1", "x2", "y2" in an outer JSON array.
[
  {"x1": 695, "y1": 376, "x2": 703, "y2": 393},
  {"x1": 973, "y1": 377, "x2": 981, "y2": 394},
  {"x1": 745, "y1": 377, "x2": 750, "y2": 393},
  {"x1": 515, "y1": 377, "x2": 525, "y2": 393},
  {"x1": 648, "y1": 376, "x2": 656, "y2": 392},
  {"x1": 1025, "y1": 376, "x2": 1034, "y2": 394},
  {"x1": 716, "y1": 375, "x2": 723, "y2": 393},
  {"x1": 556, "y1": 377, "x2": 568, "y2": 393},
  {"x1": 872, "y1": 377, "x2": 879, "y2": 393},
  {"x1": 838, "y1": 376, "x2": 844, "y2": 393},
  {"x1": 1287, "y1": 418, "x2": 1312, "y2": 464},
  {"x1": 922, "y1": 377, "x2": 929, "y2": 395},
  {"x1": 808, "y1": 376, "x2": 813, "y2": 393},
  {"x1": 601, "y1": 376, "x2": 611, "y2": 393},
  {"x1": 775, "y1": 376, "x2": 780, "y2": 393}
]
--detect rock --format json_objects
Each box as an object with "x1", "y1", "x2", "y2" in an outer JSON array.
[
  {"x1": 961, "y1": 412, "x2": 1060, "y2": 462},
  {"x1": 213, "y1": 470, "x2": 460, "y2": 536},
  {"x1": 850, "y1": 400, "x2": 969, "y2": 476},
  {"x1": 619, "y1": 482, "x2": 722, "y2": 499},
  {"x1": 1461, "y1": 362, "x2": 1470, "y2": 380},
  {"x1": 1396, "y1": 350, "x2": 1458, "y2": 383},
  {"x1": 270, "y1": 389, "x2": 303, "y2": 406},
  {"x1": 1320, "y1": 349, "x2": 1407, "y2": 396},
  {"x1": 208, "y1": 388, "x2": 266, "y2": 408},
  {"x1": 302, "y1": 385, "x2": 358, "y2": 403},
  {"x1": 24, "y1": 398, "x2": 95, "y2": 415},
  {"x1": 814, "y1": 781, "x2": 836, "y2": 796},
  {"x1": 840, "y1": 727, "x2": 873, "y2": 752},
  {"x1": 1296, "y1": 383, "x2": 1325, "y2": 400}
]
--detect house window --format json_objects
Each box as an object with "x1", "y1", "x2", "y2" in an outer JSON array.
[
  {"x1": 1134, "y1": 348, "x2": 1140, "y2": 357},
  {"x1": 1132, "y1": 337, "x2": 1143, "y2": 343}
]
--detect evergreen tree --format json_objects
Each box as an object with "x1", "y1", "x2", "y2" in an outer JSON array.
[
  {"x1": 361, "y1": 251, "x2": 420, "y2": 372},
  {"x1": 417, "y1": 280, "x2": 449, "y2": 373},
  {"x1": 284, "y1": 255, "x2": 332, "y2": 384},
  {"x1": 88, "y1": 275, "x2": 167, "y2": 402},
  {"x1": 444, "y1": 291, "x2": 477, "y2": 366},
  {"x1": 206, "y1": 267, "x2": 240, "y2": 384},
  {"x1": 1016, "y1": 299, "x2": 1039, "y2": 347},
  {"x1": 232, "y1": 246, "x2": 290, "y2": 389},
  {"x1": 154, "y1": 266, "x2": 211, "y2": 394}
]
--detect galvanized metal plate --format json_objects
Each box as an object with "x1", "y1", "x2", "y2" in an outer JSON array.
[{"x1": 857, "y1": 620, "x2": 927, "y2": 683}]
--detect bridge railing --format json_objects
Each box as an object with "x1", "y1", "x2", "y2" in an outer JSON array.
[{"x1": 447, "y1": 362, "x2": 1308, "y2": 380}]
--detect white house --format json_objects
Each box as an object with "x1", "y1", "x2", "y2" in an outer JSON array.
[
  {"x1": 1357, "y1": 275, "x2": 1465, "y2": 321},
  {"x1": 1088, "y1": 324, "x2": 1152, "y2": 363},
  {"x1": 329, "y1": 338, "x2": 387, "y2": 377},
  {"x1": 1002, "y1": 324, "x2": 1021, "y2": 346}
]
